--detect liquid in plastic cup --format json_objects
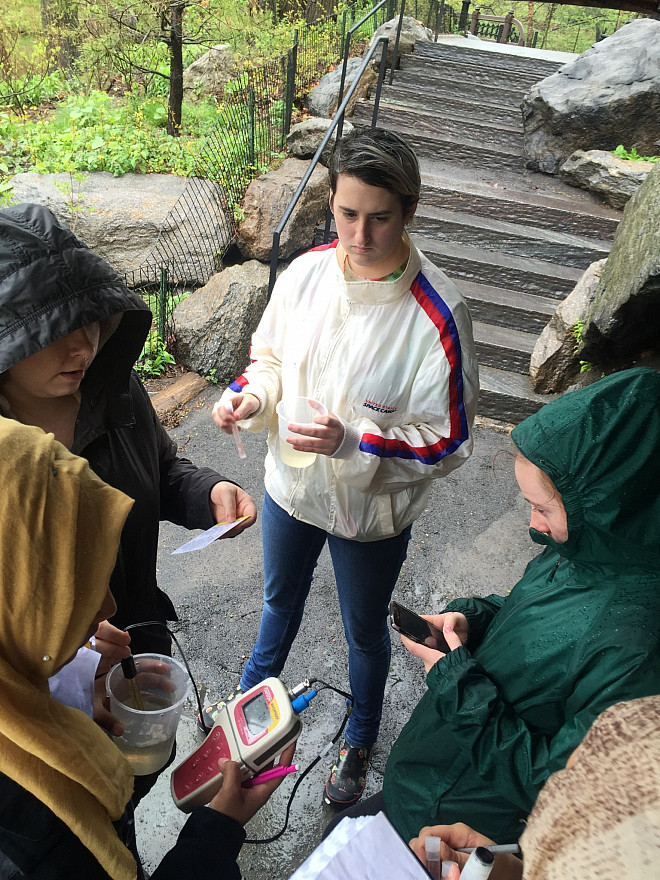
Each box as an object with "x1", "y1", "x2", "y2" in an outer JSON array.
[
  {"x1": 276, "y1": 397, "x2": 328, "y2": 468},
  {"x1": 106, "y1": 653, "x2": 190, "y2": 776}
]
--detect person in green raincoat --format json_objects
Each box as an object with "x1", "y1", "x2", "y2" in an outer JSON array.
[{"x1": 328, "y1": 367, "x2": 660, "y2": 845}]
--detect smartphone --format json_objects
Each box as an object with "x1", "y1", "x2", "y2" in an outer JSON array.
[{"x1": 389, "y1": 600, "x2": 451, "y2": 653}]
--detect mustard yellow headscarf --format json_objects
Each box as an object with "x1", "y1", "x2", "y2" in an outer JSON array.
[{"x1": 0, "y1": 417, "x2": 137, "y2": 880}]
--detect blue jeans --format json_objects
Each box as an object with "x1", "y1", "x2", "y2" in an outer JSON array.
[{"x1": 240, "y1": 492, "x2": 411, "y2": 748}]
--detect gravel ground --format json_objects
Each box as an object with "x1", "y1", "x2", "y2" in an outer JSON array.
[{"x1": 135, "y1": 385, "x2": 539, "y2": 878}]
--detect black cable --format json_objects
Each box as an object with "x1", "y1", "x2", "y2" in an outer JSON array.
[
  {"x1": 245, "y1": 680, "x2": 354, "y2": 845},
  {"x1": 123, "y1": 620, "x2": 207, "y2": 730}
]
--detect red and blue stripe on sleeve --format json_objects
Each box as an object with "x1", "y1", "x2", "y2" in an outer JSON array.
[{"x1": 359, "y1": 272, "x2": 470, "y2": 465}]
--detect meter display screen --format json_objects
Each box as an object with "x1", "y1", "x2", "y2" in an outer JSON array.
[{"x1": 242, "y1": 692, "x2": 271, "y2": 736}]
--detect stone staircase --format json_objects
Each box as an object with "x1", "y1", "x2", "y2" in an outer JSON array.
[{"x1": 350, "y1": 38, "x2": 622, "y2": 423}]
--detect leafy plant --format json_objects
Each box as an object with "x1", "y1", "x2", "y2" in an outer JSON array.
[
  {"x1": 612, "y1": 144, "x2": 660, "y2": 163},
  {"x1": 135, "y1": 330, "x2": 175, "y2": 379},
  {"x1": 572, "y1": 320, "x2": 593, "y2": 374}
]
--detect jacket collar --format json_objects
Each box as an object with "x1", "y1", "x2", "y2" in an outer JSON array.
[{"x1": 333, "y1": 234, "x2": 422, "y2": 305}]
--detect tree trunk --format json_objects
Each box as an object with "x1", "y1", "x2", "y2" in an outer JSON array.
[
  {"x1": 41, "y1": 0, "x2": 79, "y2": 68},
  {"x1": 526, "y1": 2, "x2": 535, "y2": 46},
  {"x1": 167, "y1": 1, "x2": 185, "y2": 136}
]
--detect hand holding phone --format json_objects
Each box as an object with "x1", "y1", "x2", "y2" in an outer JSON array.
[{"x1": 389, "y1": 601, "x2": 452, "y2": 654}]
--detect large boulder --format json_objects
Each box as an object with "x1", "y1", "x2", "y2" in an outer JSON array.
[
  {"x1": 306, "y1": 57, "x2": 377, "y2": 118},
  {"x1": 173, "y1": 260, "x2": 269, "y2": 380},
  {"x1": 522, "y1": 19, "x2": 660, "y2": 175},
  {"x1": 286, "y1": 117, "x2": 354, "y2": 165},
  {"x1": 183, "y1": 44, "x2": 236, "y2": 99},
  {"x1": 236, "y1": 158, "x2": 328, "y2": 263},
  {"x1": 560, "y1": 150, "x2": 656, "y2": 209},
  {"x1": 9, "y1": 171, "x2": 232, "y2": 283},
  {"x1": 580, "y1": 162, "x2": 660, "y2": 367},
  {"x1": 530, "y1": 260, "x2": 606, "y2": 394},
  {"x1": 366, "y1": 15, "x2": 432, "y2": 66}
]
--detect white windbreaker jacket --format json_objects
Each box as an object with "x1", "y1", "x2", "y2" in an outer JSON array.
[{"x1": 224, "y1": 238, "x2": 479, "y2": 541}]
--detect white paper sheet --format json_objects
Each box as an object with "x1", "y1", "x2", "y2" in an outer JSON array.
[
  {"x1": 171, "y1": 516, "x2": 249, "y2": 554},
  {"x1": 288, "y1": 812, "x2": 431, "y2": 880}
]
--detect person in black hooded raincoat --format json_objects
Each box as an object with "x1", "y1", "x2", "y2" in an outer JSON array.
[
  {"x1": 0, "y1": 203, "x2": 256, "y2": 659},
  {"x1": 331, "y1": 366, "x2": 660, "y2": 845},
  {"x1": 0, "y1": 204, "x2": 257, "y2": 800}
]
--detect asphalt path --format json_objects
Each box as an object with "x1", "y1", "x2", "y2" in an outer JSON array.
[{"x1": 135, "y1": 385, "x2": 539, "y2": 877}]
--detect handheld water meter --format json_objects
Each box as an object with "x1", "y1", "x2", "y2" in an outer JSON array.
[{"x1": 171, "y1": 677, "x2": 311, "y2": 812}]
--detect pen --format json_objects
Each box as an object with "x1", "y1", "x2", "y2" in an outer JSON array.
[
  {"x1": 456, "y1": 845, "x2": 521, "y2": 855},
  {"x1": 242, "y1": 764, "x2": 299, "y2": 788},
  {"x1": 224, "y1": 402, "x2": 247, "y2": 459}
]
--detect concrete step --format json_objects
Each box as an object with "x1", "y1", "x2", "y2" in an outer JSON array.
[
  {"x1": 411, "y1": 233, "x2": 583, "y2": 299},
  {"x1": 415, "y1": 40, "x2": 563, "y2": 79},
  {"x1": 353, "y1": 104, "x2": 525, "y2": 173},
  {"x1": 394, "y1": 64, "x2": 530, "y2": 106},
  {"x1": 381, "y1": 84, "x2": 524, "y2": 129},
  {"x1": 478, "y1": 364, "x2": 554, "y2": 422},
  {"x1": 420, "y1": 177, "x2": 620, "y2": 241},
  {"x1": 473, "y1": 320, "x2": 537, "y2": 374},
  {"x1": 400, "y1": 53, "x2": 545, "y2": 93},
  {"x1": 414, "y1": 204, "x2": 611, "y2": 269},
  {"x1": 371, "y1": 99, "x2": 523, "y2": 150},
  {"x1": 456, "y1": 280, "x2": 557, "y2": 333}
]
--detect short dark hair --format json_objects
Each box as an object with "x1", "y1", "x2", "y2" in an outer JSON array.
[{"x1": 329, "y1": 127, "x2": 421, "y2": 217}]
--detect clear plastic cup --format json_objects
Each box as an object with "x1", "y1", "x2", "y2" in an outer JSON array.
[
  {"x1": 276, "y1": 397, "x2": 327, "y2": 468},
  {"x1": 106, "y1": 653, "x2": 190, "y2": 775}
]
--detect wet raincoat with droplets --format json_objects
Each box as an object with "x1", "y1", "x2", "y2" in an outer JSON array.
[{"x1": 383, "y1": 367, "x2": 660, "y2": 844}]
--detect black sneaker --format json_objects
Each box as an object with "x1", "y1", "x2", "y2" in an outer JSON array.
[
  {"x1": 324, "y1": 739, "x2": 373, "y2": 809},
  {"x1": 197, "y1": 686, "x2": 243, "y2": 735}
]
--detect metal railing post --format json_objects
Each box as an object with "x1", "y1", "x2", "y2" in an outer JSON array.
[
  {"x1": 372, "y1": 29, "x2": 390, "y2": 123},
  {"x1": 248, "y1": 88, "x2": 256, "y2": 167},
  {"x1": 458, "y1": 0, "x2": 470, "y2": 31},
  {"x1": 158, "y1": 267, "x2": 168, "y2": 343},
  {"x1": 389, "y1": 0, "x2": 406, "y2": 85},
  {"x1": 436, "y1": 0, "x2": 445, "y2": 39},
  {"x1": 283, "y1": 32, "x2": 298, "y2": 143}
]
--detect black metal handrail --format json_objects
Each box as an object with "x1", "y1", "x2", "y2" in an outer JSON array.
[
  {"x1": 267, "y1": 32, "x2": 391, "y2": 298},
  {"x1": 336, "y1": 0, "x2": 388, "y2": 114}
]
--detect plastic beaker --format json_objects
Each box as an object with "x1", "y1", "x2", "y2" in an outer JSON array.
[
  {"x1": 276, "y1": 397, "x2": 327, "y2": 468},
  {"x1": 106, "y1": 653, "x2": 190, "y2": 775}
]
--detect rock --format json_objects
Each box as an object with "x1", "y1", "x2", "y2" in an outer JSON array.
[
  {"x1": 560, "y1": 149, "x2": 656, "y2": 209},
  {"x1": 236, "y1": 158, "x2": 329, "y2": 262},
  {"x1": 183, "y1": 44, "x2": 236, "y2": 99},
  {"x1": 580, "y1": 163, "x2": 660, "y2": 367},
  {"x1": 173, "y1": 260, "x2": 270, "y2": 380},
  {"x1": 9, "y1": 171, "x2": 232, "y2": 283},
  {"x1": 286, "y1": 117, "x2": 354, "y2": 165},
  {"x1": 306, "y1": 57, "x2": 377, "y2": 118},
  {"x1": 522, "y1": 19, "x2": 660, "y2": 175},
  {"x1": 366, "y1": 16, "x2": 432, "y2": 66},
  {"x1": 530, "y1": 260, "x2": 606, "y2": 394}
]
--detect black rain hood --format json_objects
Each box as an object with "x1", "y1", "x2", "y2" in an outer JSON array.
[
  {"x1": 511, "y1": 367, "x2": 660, "y2": 571},
  {"x1": 0, "y1": 203, "x2": 152, "y2": 392}
]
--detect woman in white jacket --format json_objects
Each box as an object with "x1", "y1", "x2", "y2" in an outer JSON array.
[{"x1": 210, "y1": 127, "x2": 479, "y2": 807}]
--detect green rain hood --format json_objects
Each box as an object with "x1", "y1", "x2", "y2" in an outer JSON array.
[{"x1": 383, "y1": 368, "x2": 660, "y2": 843}]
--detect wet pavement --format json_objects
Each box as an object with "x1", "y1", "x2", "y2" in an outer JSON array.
[{"x1": 135, "y1": 385, "x2": 539, "y2": 877}]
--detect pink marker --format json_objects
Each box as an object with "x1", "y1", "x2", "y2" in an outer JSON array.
[{"x1": 241, "y1": 764, "x2": 299, "y2": 788}]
